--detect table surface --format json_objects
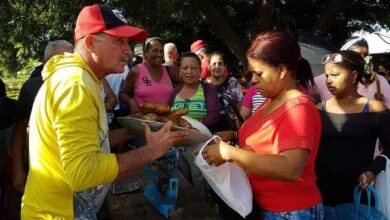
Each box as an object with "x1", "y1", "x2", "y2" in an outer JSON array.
[{"x1": 105, "y1": 168, "x2": 221, "y2": 220}]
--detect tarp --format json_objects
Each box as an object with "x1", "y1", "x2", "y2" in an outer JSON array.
[
  {"x1": 298, "y1": 31, "x2": 336, "y2": 76},
  {"x1": 349, "y1": 31, "x2": 390, "y2": 54}
]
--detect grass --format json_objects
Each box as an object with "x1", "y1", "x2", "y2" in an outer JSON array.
[{"x1": 2, "y1": 74, "x2": 29, "y2": 100}]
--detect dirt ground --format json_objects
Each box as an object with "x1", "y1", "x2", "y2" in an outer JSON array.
[{"x1": 104, "y1": 168, "x2": 221, "y2": 220}]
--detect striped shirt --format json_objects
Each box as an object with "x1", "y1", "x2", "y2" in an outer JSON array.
[{"x1": 242, "y1": 86, "x2": 266, "y2": 114}]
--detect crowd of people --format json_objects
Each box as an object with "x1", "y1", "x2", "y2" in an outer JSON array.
[{"x1": 0, "y1": 3, "x2": 389, "y2": 220}]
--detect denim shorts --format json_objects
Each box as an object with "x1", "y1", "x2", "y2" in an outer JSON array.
[{"x1": 262, "y1": 203, "x2": 323, "y2": 220}]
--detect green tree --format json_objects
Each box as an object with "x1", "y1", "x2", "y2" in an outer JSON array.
[{"x1": 0, "y1": 0, "x2": 389, "y2": 77}]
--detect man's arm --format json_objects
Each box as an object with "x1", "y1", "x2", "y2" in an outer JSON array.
[
  {"x1": 108, "y1": 128, "x2": 134, "y2": 150},
  {"x1": 56, "y1": 82, "x2": 187, "y2": 191},
  {"x1": 115, "y1": 121, "x2": 188, "y2": 179}
]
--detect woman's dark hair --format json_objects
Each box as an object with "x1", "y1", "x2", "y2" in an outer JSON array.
[
  {"x1": 377, "y1": 57, "x2": 390, "y2": 71},
  {"x1": 346, "y1": 38, "x2": 369, "y2": 51},
  {"x1": 209, "y1": 51, "x2": 226, "y2": 65},
  {"x1": 246, "y1": 31, "x2": 314, "y2": 89},
  {"x1": 179, "y1": 52, "x2": 201, "y2": 67},
  {"x1": 327, "y1": 50, "x2": 371, "y2": 85},
  {"x1": 144, "y1": 37, "x2": 163, "y2": 52},
  {"x1": 0, "y1": 78, "x2": 6, "y2": 98}
]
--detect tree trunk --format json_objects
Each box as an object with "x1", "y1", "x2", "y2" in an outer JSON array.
[
  {"x1": 189, "y1": 0, "x2": 247, "y2": 64},
  {"x1": 256, "y1": 0, "x2": 274, "y2": 32},
  {"x1": 311, "y1": 0, "x2": 352, "y2": 35}
]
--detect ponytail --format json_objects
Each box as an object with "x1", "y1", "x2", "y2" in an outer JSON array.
[{"x1": 295, "y1": 58, "x2": 315, "y2": 89}]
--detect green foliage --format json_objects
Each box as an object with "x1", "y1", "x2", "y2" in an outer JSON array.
[
  {"x1": 2, "y1": 74, "x2": 29, "y2": 99},
  {"x1": 0, "y1": 0, "x2": 389, "y2": 77}
]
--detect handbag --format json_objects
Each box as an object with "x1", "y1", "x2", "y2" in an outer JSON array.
[
  {"x1": 324, "y1": 185, "x2": 388, "y2": 220},
  {"x1": 194, "y1": 136, "x2": 253, "y2": 218},
  {"x1": 376, "y1": 154, "x2": 390, "y2": 218}
]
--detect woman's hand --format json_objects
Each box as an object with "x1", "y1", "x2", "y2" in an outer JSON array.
[
  {"x1": 202, "y1": 140, "x2": 231, "y2": 166},
  {"x1": 359, "y1": 171, "x2": 376, "y2": 189},
  {"x1": 216, "y1": 131, "x2": 236, "y2": 142}
]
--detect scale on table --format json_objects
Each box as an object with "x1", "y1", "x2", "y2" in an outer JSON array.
[{"x1": 143, "y1": 148, "x2": 184, "y2": 218}]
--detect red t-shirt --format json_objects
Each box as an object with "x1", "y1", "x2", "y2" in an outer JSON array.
[
  {"x1": 200, "y1": 57, "x2": 229, "y2": 80},
  {"x1": 238, "y1": 95, "x2": 322, "y2": 212}
]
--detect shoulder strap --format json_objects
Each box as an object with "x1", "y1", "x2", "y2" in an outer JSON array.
[{"x1": 362, "y1": 99, "x2": 370, "y2": 112}]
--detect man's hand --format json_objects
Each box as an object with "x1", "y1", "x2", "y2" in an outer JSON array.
[
  {"x1": 143, "y1": 121, "x2": 188, "y2": 160},
  {"x1": 115, "y1": 121, "x2": 188, "y2": 179}
]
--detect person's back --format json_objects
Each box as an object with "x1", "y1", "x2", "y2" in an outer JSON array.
[{"x1": 0, "y1": 79, "x2": 17, "y2": 130}]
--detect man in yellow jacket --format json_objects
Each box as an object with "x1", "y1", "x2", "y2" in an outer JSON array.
[{"x1": 21, "y1": 4, "x2": 188, "y2": 219}]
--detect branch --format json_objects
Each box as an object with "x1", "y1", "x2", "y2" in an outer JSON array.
[
  {"x1": 189, "y1": 0, "x2": 247, "y2": 64},
  {"x1": 311, "y1": 0, "x2": 352, "y2": 34},
  {"x1": 256, "y1": 0, "x2": 274, "y2": 32}
]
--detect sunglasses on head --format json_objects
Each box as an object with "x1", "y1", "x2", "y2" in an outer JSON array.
[
  {"x1": 321, "y1": 53, "x2": 360, "y2": 67},
  {"x1": 321, "y1": 53, "x2": 345, "y2": 64}
]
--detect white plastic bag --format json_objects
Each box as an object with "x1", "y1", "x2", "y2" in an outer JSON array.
[
  {"x1": 375, "y1": 154, "x2": 390, "y2": 218},
  {"x1": 194, "y1": 136, "x2": 252, "y2": 218}
]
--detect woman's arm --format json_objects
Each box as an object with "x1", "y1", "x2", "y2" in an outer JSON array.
[
  {"x1": 360, "y1": 109, "x2": 390, "y2": 188},
  {"x1": 240, "y1": 106, "x2": 251, "y2": 120},
  {"x1": 203, "y1": 141, "x2": 309, "y2": 181},
  {"x1": 240, "y1": 86, "x2": 256, "y2": 119},
  {"x1": 119, "y1": 66, "x2": 140, "y2": 114},
  {"x1": 203, "y1": 103, "x2": 319, "y2": 181}
]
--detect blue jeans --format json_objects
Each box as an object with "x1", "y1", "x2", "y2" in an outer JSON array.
[{"x1": 262, "y1": 203, "x2": 323, "y2": 220}]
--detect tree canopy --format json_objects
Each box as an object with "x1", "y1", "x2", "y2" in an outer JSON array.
[{"x1": 0, "y1": 0, "x2": 389, "y2": 77}]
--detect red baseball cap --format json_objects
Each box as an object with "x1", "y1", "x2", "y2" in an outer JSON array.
[
  {"x1": 74, "y1": 4, "x2": 148, "y2": 42},
  {"x1": 190, "y1": 40, "x2": 206, "y2": 53}
]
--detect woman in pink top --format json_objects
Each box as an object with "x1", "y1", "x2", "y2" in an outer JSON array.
[{"x1": 119, "y1": 37, "x2": 179, "y2": 113}]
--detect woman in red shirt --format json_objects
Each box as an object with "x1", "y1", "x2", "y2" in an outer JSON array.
[{"x1": 203, "y1": 31, "x2": 323, "y2": 219}]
